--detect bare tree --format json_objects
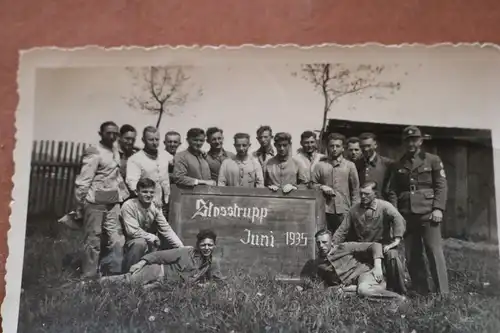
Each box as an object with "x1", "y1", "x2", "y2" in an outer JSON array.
[
  {"x1": 125, "y1": 66, "x2": 202, "y2": 129},
  {"x1": 293, "y1": 64, "x2": 401, "y2": 151}
]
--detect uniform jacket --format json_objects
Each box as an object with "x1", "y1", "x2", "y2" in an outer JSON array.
[
  {"x1": 356, "y1": 153, "x2": 393, "y2": 200},
  {"x1": 387, "y1": 150, "x2": 448, "y2": 215}
]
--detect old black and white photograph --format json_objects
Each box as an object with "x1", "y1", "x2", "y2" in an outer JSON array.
[{"x1": 6, "y1": 46, "x2": 500, "y2": 332}]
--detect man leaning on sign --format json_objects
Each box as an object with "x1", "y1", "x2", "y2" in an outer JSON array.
[
  {"x1": 387, "y1": 125, "x2": 449, "y2": 295},
  {"x1": 263, "y1": 132, "x2": 309, "y2": 194},
  {"x1": 218, "y1": 132, "x2": 264, "y2": 188},
  {"x1": 101, "y1": 229, "x2": 225, "y2": 289},
  {"x1": 172, "y1": 128, "x2": 214, "y2": 188}
]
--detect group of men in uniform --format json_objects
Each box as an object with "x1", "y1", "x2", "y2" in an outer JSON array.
[{"x1": 73, "y1": 121, "x2": 449, "y2": 303}]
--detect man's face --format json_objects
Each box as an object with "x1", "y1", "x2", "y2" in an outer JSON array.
[
  {"x1": 301, "y1": 136, "x2": 317, "y2": 154},
  {"x1": 404, "y1": 137, "x2": 423, "y2": 154},
  {"x1": 360, "y1": 138, "x2": 377, "y2": 159},
  {"x1": 275, "y1": 140, "x2": 290, "y2": 158},
  {"x1": 360, "y1": 186, "x2": 376, "y2": 206},
  {"x1": 188, "y1": 134, "x2": 206, "y2": 152},
  {"x1": 143, "y1": 131, "x2": 160, "y2": 152},
  {"x1": 327, "y1": 139, "x2": 344, "y2": 158},
  {"x1": 164, "y1": 134, "x2": 181, "y2": 155},
  {"x1": 316, "y1": 233, "x2": 332, "y2": 258},
  {"x1": 234, "y1": 138, "x2": 250, "y2": 157},
  {"x1": 137, "y1": 186, "x2": 155, "y2": 205},
  {"x1": 197, "y1": 238, "x2": 215, "y2": 258},
  {"x1": 119, "y1": 131, "x2": 137, "y2": 152},
  {"x1": 347, "y1": 142, "x2": 362, "y2": 161},
  {"x1": 99, "y1": 125, "x2": 119, "y2": 146},
  {"x1": 257, "y1": 130, "x2": 272, "y2": 148},
  {"x1": 207, "y1": 131, "x2": 224, "y2": 150}
]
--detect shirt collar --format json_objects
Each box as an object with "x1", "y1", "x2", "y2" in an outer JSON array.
[
  {"x1": 361, "y1": 199, "x2": 378, "y2": 211},
  {"x1": 329, "y1": 155, "x2": 344, "y2": 166},
  {"x1": 208, "y1": 148, "x2": 228, "y2": 158},
  {"x1": 188, "y1": 146, "x2": 207, "y2": 158},
  {"x1": 258, "y1": 145, "x2": 275, "y2": 156}
]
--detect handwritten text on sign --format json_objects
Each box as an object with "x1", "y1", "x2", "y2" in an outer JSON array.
[{"x1": 170, "y1": 186, "x2": 322, "y2": 277}]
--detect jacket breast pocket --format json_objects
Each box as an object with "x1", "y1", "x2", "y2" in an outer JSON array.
[{"x1": 416, "y1": 166, "x2": 433, "y2": 184}]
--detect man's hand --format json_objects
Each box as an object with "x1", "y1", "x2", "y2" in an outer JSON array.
[
  {"x1": 146, "y1": 234, "x2": 160, "y2": 246},
  {"x1": 268, "y1": 185, "x2": 279, "y2": 192},
  {"x1": 282, "y1": 184, "x2": 297, "y2": 194},
  {"x1": 372, "y1": 267, "x2": 384, "y2": 283},
  {"x1": 320, "y1": 185, "x2": 335, "y2": 196},
  {"x1": 383, "y1": 238, "x2": 401, "y2": 254},
  {"x1": 200, "y1": 180, "x2": 216, "y2": 186},
  {"x1": 430, "y1": 209, "x2": 443, "y2": 223},
  {"x1": 129, "y1": 260, "x2": 146, "y2": 274}
]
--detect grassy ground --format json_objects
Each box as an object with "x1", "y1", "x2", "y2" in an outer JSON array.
[{"x1": 18, "y1": 218, "x2": 500, "y2": 333}]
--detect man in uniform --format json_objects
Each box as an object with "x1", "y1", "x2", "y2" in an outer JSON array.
[{"x1": 388, "y1": 126, "x2": 449, "y2": 295}]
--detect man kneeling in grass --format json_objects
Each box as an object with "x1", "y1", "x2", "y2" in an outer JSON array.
[
  {"x1": 312, "y1": 229, "x2": 409, "y2": 312},
  {"x1": 121, "y1": 177, "x2": 184, "y2": 272},
  {"x1": 101, "y1": 229, "x2": 225, "y2": 288}
]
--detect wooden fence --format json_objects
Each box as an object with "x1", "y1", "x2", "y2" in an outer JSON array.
[{"x1": 29, "y1": 140, "x2": 89, "y2": 217}]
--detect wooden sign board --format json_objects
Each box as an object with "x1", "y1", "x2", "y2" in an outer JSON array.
[{"x1": 168, "y1": 185, "x2": 325, "y2": 279}]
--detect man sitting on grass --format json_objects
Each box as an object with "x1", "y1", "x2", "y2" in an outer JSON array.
[
  {"x1": 101, "y1": 229, "x2": 225, "y2": 288},
  {"x1": 121, "y1": 177, "x2": 184, "y2": 272},
  {"x1": 312, "y1": 229, "x2": 409, "y2": 312}
]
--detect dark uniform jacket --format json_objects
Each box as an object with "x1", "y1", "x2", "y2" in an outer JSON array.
[
  {"x1": 356, "y1": 154, "x2": 393, "y2": 200},
  {"x1": 387, "y1": 150, "x2": 448, "y2": 216}
]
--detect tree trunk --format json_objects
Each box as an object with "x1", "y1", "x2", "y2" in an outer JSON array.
[{"x1": 155, "y1": 109, "x2": 164, "y2": 129}]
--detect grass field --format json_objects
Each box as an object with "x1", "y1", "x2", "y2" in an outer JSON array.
[{"x1": 17, "y1": 218, "x2": 500, "y2": 333}]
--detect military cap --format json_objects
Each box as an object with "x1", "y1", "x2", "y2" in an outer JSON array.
[{"x1": 402, "y1": 126, "x2": 422, "y2": 139}]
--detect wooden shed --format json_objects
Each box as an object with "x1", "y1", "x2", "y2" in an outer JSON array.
[{"x1": 324, "y1": 119, "x2": 498, "y2": 243}]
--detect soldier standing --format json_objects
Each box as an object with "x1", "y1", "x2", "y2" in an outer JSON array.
[{"x1": 388, "y1": 126, "x2": 449, "y2": 294}]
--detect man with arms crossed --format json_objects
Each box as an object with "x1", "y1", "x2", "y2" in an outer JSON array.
[
  {"x1": 75, "y1": 121, "x2": 130, "y2": 277},
  {"x1": 312, "y1": 229, "x2": 409, "y2": 312},
  {"x1": 332, "y1": 181, "x2": 407, "y2": 294},
  {"x1": 101, "y1": 229, "x2": 225, "y2": 288},
  {"x1": 218, "y1": 133, "x2": 264, "y2": 188},
  {"x1": 172, "y1": 128, "x2": 214, "y2": 188},
  {"x1": 311, "y1": 133, "x2": 360, "y2": 233},
  {"x1": 388, "y1": 126, "x2": 449, "y2": 295},
  {"x1": 121, "y1": 178, "x2": 184, "y2": 272},
  {"x1": 264, "y1": 132, "x2": 309, "y2": 194}
]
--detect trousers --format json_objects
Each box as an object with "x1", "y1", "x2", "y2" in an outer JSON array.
[
  {"x1": 404, "y1": 214, "x2": 449, "y2": 294},
  {"x1": 383, "y1": 247, "x2": 407, "y2": 295},
  {"x1": 82, "y1": 203, "x2": 124, "y2": 277}
]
